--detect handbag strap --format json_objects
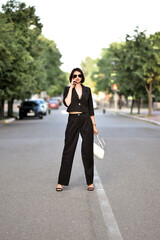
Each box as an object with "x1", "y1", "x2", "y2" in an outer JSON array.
[{"x1": 95, "y1": 134, "x2": 105, "y2": 149}]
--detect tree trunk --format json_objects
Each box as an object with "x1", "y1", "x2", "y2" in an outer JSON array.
[
  {"x1": 118, "y1": 95, "x2": 122, "y2": 109},
  {"x1": 0, "y1": 100, "x2": 5, "y2": 119},
  {"x1": 130, "y1": 99, "x2": 135, "y2": 114},
  {"x1": 8, "y1": 99, "x2": 14, "y2": 117},
  {"x1": 137, "y1": 98, "x2": 141, "y2": 114},
  {"x1": 148, "y1": 82, "x2": 152, "y2": 116}
]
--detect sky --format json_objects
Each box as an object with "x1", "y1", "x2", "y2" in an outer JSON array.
[{"x1": 1, "y1": 0, "x2": 160, "y2": 72}]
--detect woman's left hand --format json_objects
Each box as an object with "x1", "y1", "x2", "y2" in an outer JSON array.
[{"x1": 93, "y1": 125, "x2": 98, "y2": 135}]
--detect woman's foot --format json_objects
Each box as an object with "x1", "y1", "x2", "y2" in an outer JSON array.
[
  {"x1": 87, "y1": 183, "x2": 94, "y2": 191},
  {"x1": 56, "y1": 184, "x2": 63, "y2": 192}
]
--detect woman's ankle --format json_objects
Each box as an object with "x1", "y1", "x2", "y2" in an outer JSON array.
[{"x1": 88, "y1": 183, "x2": 94, "y2": 187}]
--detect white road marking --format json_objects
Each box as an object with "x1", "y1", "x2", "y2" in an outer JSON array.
[{"x1": 94, "y1": 166, "x2": 123, "y2": 240}]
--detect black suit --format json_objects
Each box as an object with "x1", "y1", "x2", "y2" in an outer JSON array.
[
  {"x1": 57, "y1": 85, "x2": 94, "y2": 186},
  {"x1": 63, "y1": 84, "x2": 94, "y2": 116}
]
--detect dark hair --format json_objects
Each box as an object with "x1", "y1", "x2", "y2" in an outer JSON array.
[{"x1": 69, "y1": 68, "x2": 85, "y2": 83}]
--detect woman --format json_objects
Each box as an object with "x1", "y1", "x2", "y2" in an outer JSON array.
[{"x1": 56, "y1": 68, "x2": 98, "y2": 192}]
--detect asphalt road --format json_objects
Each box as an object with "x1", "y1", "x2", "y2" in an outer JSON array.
[{"x1": 0, "y1": 108, "x2": 160, "y2": 240}]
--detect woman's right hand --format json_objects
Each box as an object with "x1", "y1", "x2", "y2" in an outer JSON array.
[
  {"x1": 93, "y1": 125, "x2": 98, "y2": 135},
  {"x1": 70, "y1": 79, "x2": 76, "y2": 88}
]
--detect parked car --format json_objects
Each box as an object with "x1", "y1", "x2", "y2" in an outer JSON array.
[
  {"x1": 50, "y1": 97, "x2": 62, "y2": 105},
  {"x1": 48, "y1": 99, "x2": 59, "y2": 113},
  {"x1": 18, "y1": 100, "x2": 44, "y2": 119},
  {"x1": 34, "y1": 98, "x2": 48, "y2": 115},
  {"x1": 93, "y1": 99, "x2": 98, "y2": 109}
]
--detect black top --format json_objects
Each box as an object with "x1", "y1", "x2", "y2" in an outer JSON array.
[{"x1": 63, "y1": 84, "x2": 94, "y2": 116}]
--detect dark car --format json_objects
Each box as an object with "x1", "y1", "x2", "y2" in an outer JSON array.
[{"x1": 19, "y1": 100, "x2": 44, "y2": 119}]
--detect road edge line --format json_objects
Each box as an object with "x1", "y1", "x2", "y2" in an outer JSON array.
[{"x1": 94, "y1": 166, "x2": 123, "y2": 240}]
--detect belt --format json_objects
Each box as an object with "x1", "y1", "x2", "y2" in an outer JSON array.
[{"x1": 69, "y1": 112, "x2": 87, "y2": 116}]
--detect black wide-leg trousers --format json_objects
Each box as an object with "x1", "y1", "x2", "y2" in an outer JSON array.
[{"x1": 58, "y1": 113, "x2": 94, "y2": 186}]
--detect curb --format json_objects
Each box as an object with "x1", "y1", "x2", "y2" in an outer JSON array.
[
  {"x1": 117, "y1": 112, "x2": 160, "y2": 126},
  {"x1": 1, "y1": 118, "x2": 16, "y2": 124}
]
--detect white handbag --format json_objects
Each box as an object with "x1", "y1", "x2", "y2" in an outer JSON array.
[{"x1": 94, "y1": 134, "x2": 105, "y2": 160}]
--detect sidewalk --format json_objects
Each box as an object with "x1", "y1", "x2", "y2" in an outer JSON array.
[{"x1": 106, "y1": 107, "x2": 160, "y2": 126}]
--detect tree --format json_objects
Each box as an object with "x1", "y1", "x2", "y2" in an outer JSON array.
[
  {"x1": 124, "y1": 29, "x2": 160, "y2": 116},
  {"x1": 110, "y1": 38, "x2": 147, "y2": 113},
  {"x1": 0, "y1": 13, "x2": 12, "y2": 118},
  {"x1": 34, "y1": 35, "x2": 67, "y2": 96},
  {"x1": 96, "y1": 28, "x2": 160, "y2": 116},
  {"x1": 81, "y1": 57, "x2": 97, "y2": 91},
  {"x1": 0, "y1": 0, "x2": 66, "y2": 119},
  {"x1": 143, "y1": 32, "x2": 160, "y2": 115},
  {"x1": 0, "y1": 0, "x2": 42, "y2": 118},
  {"x1": 92, "y1": 43, "x2": 122, "y2": 94}
]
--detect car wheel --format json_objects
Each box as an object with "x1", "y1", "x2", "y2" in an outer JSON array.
[{"x1": 39, "y1": 115, "x2": 43, "y2": 119}]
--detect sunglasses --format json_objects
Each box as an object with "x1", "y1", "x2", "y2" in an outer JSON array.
[{"x1": 72, "y1": 74, "x2": 82, "y2": 79}]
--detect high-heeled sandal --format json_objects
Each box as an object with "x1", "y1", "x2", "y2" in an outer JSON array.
[
  {"x1": 56, "y1": 184, "x2": 63, "y2": 192},
  {"x1": 87, "y1": 186, "x2": 94, "y2": 191},
  {"x1": 56, "y1": 187, "x2": 63, "y2": 192}
]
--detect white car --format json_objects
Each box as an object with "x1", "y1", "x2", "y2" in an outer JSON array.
[
  {"x1": 93, "y1": 99, "x2": 98, "y2": 109},
  {"x1": 33, "y1": 98, "x2": 48, "y2": 115}
]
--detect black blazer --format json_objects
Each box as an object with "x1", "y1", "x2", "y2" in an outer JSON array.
[{"x1": 63, "y1": 84, "x2": 94, "y2": 116}]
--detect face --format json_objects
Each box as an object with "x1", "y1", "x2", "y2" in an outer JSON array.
[{"x1": 72, "y1": 71, "x2": 82, "y2": 83}]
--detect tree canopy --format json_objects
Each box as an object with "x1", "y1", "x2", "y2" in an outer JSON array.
[
  {"x1": 93, "y1": 28, "x2": 160, "y2": 116},
  {"x1": 0, "y1": 0, "x2": 67, "y2": 118}
]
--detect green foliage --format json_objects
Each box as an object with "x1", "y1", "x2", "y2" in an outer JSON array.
[
  {"x1": 34, "y1": 35, "x2": 67, "y2": 96},
  {"x1": 0, "y1": 0, "x2": 42, "y2": 102},
  {"x1": 0, "y1": 0, "x2": 66, "y2": 107},
  {"x1": 110, "y1": 36, "x2": 147, "y2": 98},
  {"x1": 95, "y1": 27, "x2": 160, "y2": 115},
  {"x1": 81, "y1": 57, "x2": 97, "y2": 91},
  {"x1": 92, "y1": 43, "x2": 121, "y2": 93},
  {"x1": 124, "y1": 29, "x2": 160, "y2": 94}
]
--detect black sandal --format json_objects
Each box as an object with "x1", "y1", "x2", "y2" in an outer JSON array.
[
  {"x1": 56, "y1": 187, "x2": 63, "y2": 192},
  {"x1": 87, "y1": 186, "x2": 94, "y2": 191}
]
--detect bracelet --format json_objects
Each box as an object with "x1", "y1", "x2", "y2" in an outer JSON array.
[{"x1": 93, "y1": 124, "x2": 96, "y2": 126}]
